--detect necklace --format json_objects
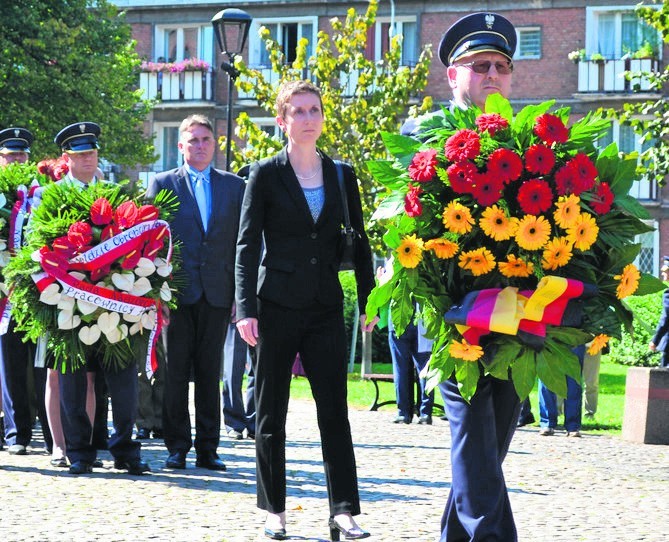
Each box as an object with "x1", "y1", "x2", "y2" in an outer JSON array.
[{"x1": 295, "y1": 164, "x2": 322, "y2": 181}]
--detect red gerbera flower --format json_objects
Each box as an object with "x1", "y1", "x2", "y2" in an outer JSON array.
[
  {"x1": 525, "y1": 144, "x2": 556, "y2": 175},
  {"x1": 486, "y1": 148, "x2": 523, "y2": 183},
  {"x1": 404, "y1": 184, "x2": 423, "y2": 217},
  {"x1": 408, "y1": 148, "x2": 438, "y2": 182},
  {"x1": 569, "y1": 153, "x2": 598, "y2": 192},
  {"x1": 475, "y1": 113, "x2": 509, "y2": 136},
  {"x1": 444, "y1": 129, "x2": 481, "y2": 162},
  {"x1": 591, "y1": 182, "x2": 614, "y2": 214},
  {"x1": 446, "y1": 162, "x2": 477, "y2": 194},
  {"x1": 471, "y1": 171, "x2": 504, "y2": 206},
  {"x1": 555, "y1": 164, "x2": 579, "y2": 196},
  {"x1": 517, "y1": 178, "x2": 554, "y2": 215},
  {"x1": 534, "y1": 113, "x2": 569, "y2": 145}
]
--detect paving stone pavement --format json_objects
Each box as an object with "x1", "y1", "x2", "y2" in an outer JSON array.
[{"x1": 0, "y1": 397, "x2": 668, "y2": 542}]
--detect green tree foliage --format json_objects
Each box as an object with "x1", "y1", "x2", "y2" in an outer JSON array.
[
  {"x1": 226, "y1": 0, "x2": 433, "y2": 248},
  {"x1": 607, "y1": 2, "x2": 669, "y2": 185},
  {"x1": 0, "y1": 0, "x2": 154, "y2": 166}
]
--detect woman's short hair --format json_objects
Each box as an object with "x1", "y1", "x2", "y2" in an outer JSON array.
[{"x1": 275, "y1": 80, "x2": 323, "y2": 118}]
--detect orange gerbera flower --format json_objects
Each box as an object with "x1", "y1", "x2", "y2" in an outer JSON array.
[
  {"x1": 442, "y1": 201, "x2": 474, "y2": 234},
  {"x1": 515, "y1": 215, "x2": 551, "y2": 250},
  {"x1": 614, "y1": 263, "x2": 640, "y2": 299},
  {"x1": 479, "y1": 205, "x2": 517, "y2": 241},
  {"x1": 587, "y1": 334, "x2": 610, "y2": 355},
  {"x1": 567, "y1": 212, "x2": 598, "y2": 251},
  {"x1": 498, "y1": 254, "x2": 535, "y2": 278},
  {"x1": 458, "y1": 247, "x2": 496, "y2": 276},
  {"x1": 541, "y1": 237, "x2": 573, "y2": 270},
  {"x1": 396, "y1": 234, "x2": 424, "y2": 269},
  {"x1": 553, "y1": 194, "x2": 581, "y2": 229},
  {"x1": 425, "y1": 238, "x2": 459, "y2": 259},
  {"x1": 449, "y1": 339, "x2": 484, "y2": 362}
]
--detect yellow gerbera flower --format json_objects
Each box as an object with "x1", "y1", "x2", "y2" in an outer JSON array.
[
  {"x1": 553, "y1": 194, "x2": 581, "y2": 229},
  {"x1": 396, "y1": 234, "x2": 424, "y2": 269},
  {"x1": 567, "y1": 212, "x2": 599, "y2": 251},
  {"x1": 449, "y1": 339, "x2": 484, "y2": 362},
  {"x1": 458, "y1": 247, "x2": 496, "y2": 276},
  {"x1": 614, "y1": 263, "x2": 640, "y2": 299},
  {"x1": 515, "y1": 215, "x2": 551, "y2": 251},
  {"x1": 541, "y1": 237, "x2": 573, "y2": 270},
  {"x1": 498, "y1": 254, "x2": 535, "y2": 278},
  {"x1": 442, "y1": 201, "x2": 474, "y2": 234},
  {"x1": 587, "y1": 334, "x2": 610, "y2": 355},
  {"x1": 425, "y1": 238, "x2": 459, "y2": 259},
  {"x1": 479, "y1": 205, "x2": 518, "y2": 241}
]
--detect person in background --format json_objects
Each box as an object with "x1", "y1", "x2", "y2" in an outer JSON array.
[
  {"x1": 147, "y1": 114, "x2": 245, "y2": 471},
  {"x1": 582, "y1": 345, "x2": 602, "y2": 419},
  {"x1": 403, "y1": 13, "x2": 522, "y2": 541},
  {"x1": 235, "y1": 80, "x2": 376, "y2": 541},
  {"x1": 649, "y1": 256, "x2": 669, "y2": 368},
  {"x1": 0, "y1": 127, "x2": 51, "y2": 457}
]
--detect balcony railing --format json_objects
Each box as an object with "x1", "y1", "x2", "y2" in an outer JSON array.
[
  {"x1": 139, "y1": 69, "x2": 214, "y2": 102},
  {"x1": 577, "y1": 58, "x2": 660, "y2": 93}
]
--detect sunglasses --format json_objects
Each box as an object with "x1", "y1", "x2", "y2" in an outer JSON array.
[{"x1": 456, "y1": 60, "x2": 514, "y2": 75}]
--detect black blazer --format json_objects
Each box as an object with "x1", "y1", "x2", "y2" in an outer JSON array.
[
  {"x1": 148, "y1": 165, "x2": 245, "y2": 308},
  {"x1": 235, "y1": 147, "x2": 374, "y2": 320}
]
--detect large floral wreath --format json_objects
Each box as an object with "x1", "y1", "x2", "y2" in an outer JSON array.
[
  {"x1": 5, "y1": 181, "x2": 180, "y2": 374},
  {"x1": 366, "y1": 95, "x2": 665, "y2": 401}
]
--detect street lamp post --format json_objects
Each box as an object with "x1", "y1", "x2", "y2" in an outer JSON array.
[{"x1": 211, "y1": 8, "x2": 252, "y2": 171}]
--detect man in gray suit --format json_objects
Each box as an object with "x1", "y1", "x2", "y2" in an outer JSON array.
[{"x1": 147, "y1": 115, "x2": 245, "y2": 471}]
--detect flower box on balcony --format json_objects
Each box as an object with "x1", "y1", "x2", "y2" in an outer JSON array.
[{"x1": 139, "y1": 59, "x2": 213, "y2": 102}]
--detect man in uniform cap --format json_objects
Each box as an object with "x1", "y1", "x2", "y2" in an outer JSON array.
[
  {"x1": 401, "y1": 12, "x2": 522, "y2": 541},
  {"x1": 0, "y1": 127, "x2": 33, "y2": 166},
  {"x1": 650, "y1": 256, "x2": 669, "y2": 368}
]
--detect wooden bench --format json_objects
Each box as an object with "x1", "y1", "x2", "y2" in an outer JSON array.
[{"x1": 362, "y1": 372, "x2": 445, "y2": 414}]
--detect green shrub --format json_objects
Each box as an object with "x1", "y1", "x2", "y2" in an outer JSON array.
[
  {"x1": 340, "y1": 271, "x2": 390, "y2": 365},
  {"x1": 608, "y1": 289, "x2": 665, "y2": 366}
]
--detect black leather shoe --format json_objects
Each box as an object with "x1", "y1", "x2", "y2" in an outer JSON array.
[
  {"x1": 418, "y1": 415, "x2": 433, "y2": 425},
  {"x1": 114, "y1": 458, "x2": 151, "y2": 475},
  {"x1": 392, "y1": 415, "x2": 411, "y2": 424},
  {"x1": 195, "y1": 451, "x2": 227, "y2": 471},
  {"x1": 328, "y1": 517, "x2": 370, "y2": 540},
  {"x1": 152, "y1": 428, "x2": 164, "y2": 439},
  {"x1": 68, "y1": 460, "x2": 93, "y2": 475},
  {"x1": 165, "y1": 451, "x2": 187, "y2": 469},
  {"x1": 135, "y1": 428, "x2": 151, "y2": 440},
  {"x1": 517, "y1": 412, "x2": 536, "y2": 427}
]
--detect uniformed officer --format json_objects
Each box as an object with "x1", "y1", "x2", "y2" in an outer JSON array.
[
  {"x1": 0, "y1": 127, "x2": 32, "y2": 166},
  {"x1": 47, "y1": 122, "x2": 149, "y2": 475}
]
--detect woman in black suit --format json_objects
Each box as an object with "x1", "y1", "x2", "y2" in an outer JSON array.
[{"x1": 235, "y1": 80, "x2": 377, "y2": 541}]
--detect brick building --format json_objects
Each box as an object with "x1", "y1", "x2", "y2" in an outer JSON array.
[{"x1": 111, "y1": 0, "x2": 668, "y2": 273}]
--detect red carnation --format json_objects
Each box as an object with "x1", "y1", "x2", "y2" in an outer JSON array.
[
  {"x1": 121, "y1": 248, "x2": 142, "y2": 270},
  {"x1": 114, "y1": 201, "x2": 139, "y2": 229},
  {"x1": 90, "y1": 198, "x2": 114, "y2": 226},
  {"x1": 486, "y1": 148, "x2": 523, "y2": 183},
  {"x1": 51, "y1": 235, "x2": 77, "y2": 258},
  {"x1": 591, "y1": 182, "x2": 614, "y2": 215},
  {"x1": 404, "y1": 184, "x2": 423, "y2": 217},
  {"x1": 52, "y1": 158, "x2": 69, "y2": 181},
  {"x1": 517, "y1": 178, "x2": 554, "y2": 215},
  {"x1": 534, "y1": 114, "x2": 569, "y2": 145},
  {"x1": 67, "y1": 221, "x2": 93, "y2": 248},
  {"x1": 471, "y1": 171, "x2": 504, "y2": 206},
  {"x1": 569, "y1": 153, "x2": 598, "y2": 192},
  {"x1": 408, "y1": 149, "x2": 438, "y2": 182},
  {"x1": 40, "y1": 250, "x2": 69, "y2": 275},
  {"x1": 447, "y1": 162, "x2": 477, "y2": 194},
  {"x1": 444, "y1": 129, "x2": 481, "y2": 162},
  {"x1": 37, "y1": 159, "x2": 55, "y2": 178},
  {"x1": 90, "y1": 263, "x2": 111, "y2": 283},
  {"x1": 524, "y1": 144, "x2": 556, "y2": 175},
  {"x1": 137, "y1": 204, "x2": 160, "y2": 222},
  {"x1": 475, "y1": 113, "x2": 509, "y2": 136}
]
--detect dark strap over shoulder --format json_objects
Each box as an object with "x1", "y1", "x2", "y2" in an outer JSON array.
[{"x1": 334, "y1": 160, "x2": 352, "y2": 230}]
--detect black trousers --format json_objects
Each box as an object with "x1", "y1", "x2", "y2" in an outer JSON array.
[
  {"x1": 163, "y1": 297, "x2": 229, "y2": 454},
  {"x1": 254, "y1": 299, "x2": 360, "y2": 516}
]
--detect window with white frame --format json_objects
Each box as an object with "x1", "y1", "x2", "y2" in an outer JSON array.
[
  {"x1": 248, "y1": 17, "x2": 317, "y2": 67},
  {"x1": 515, "y1": 27, "x2": 541, "y2": 59},
  {"x1": 372, "y1": 16, "x2": 419, "y2": 66},
  {"x1": 154, "y1": 24, "x2": 214, "y2": 64},
  {"x1": 251, "y1": 118, "x2": 283, "y2": 140},
  {"x1": 635, "y1": 221, "x2": 659, "y2": 275},
  {"x1": 153, "y1": 123, "x2": 182, "y2": 173},
  {"x1": 586, "y1": 7, "x2": 661, "y2": 60}
]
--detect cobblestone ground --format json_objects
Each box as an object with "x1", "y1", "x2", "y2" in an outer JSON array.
[{"x1": 0, "y1": 397, "x2": 668, "y2": 541}]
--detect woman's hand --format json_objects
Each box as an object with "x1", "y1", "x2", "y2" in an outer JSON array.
[
  {"x1": 236, "y1": 317, "x2": 259, "y2": 347},
  {"x1": 360, "y1": 314, "x2": 379, "y2": 333}
]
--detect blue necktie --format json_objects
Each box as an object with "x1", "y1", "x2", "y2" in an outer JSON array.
[{"x1": 193, "y1": 172, "x2": 208, "y2": 231}]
